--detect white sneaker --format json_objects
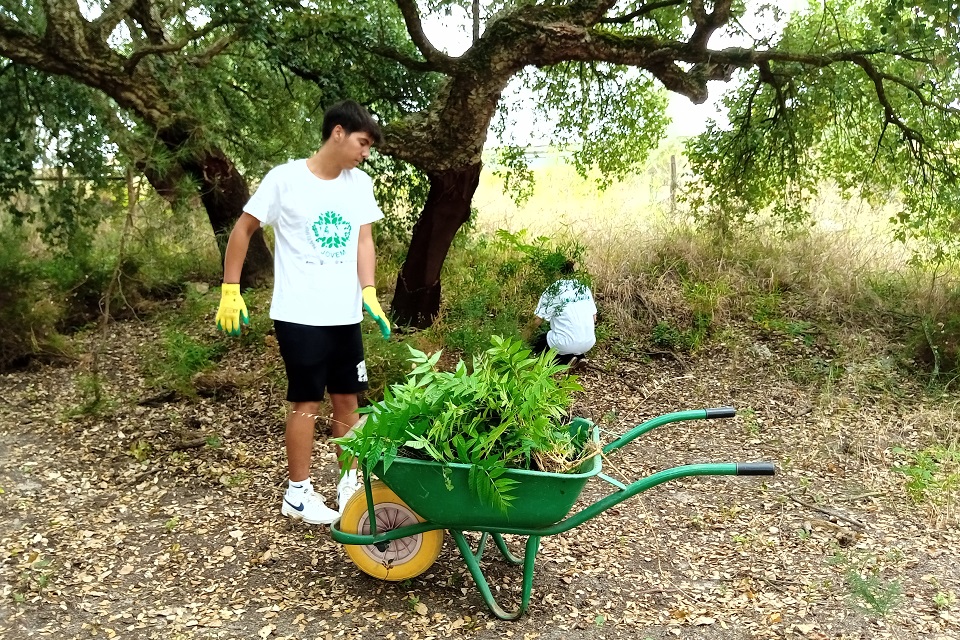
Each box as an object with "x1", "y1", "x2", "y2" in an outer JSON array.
[
  {"x1": 337, "y1": 470, "x2": 363, "y2": 513},
  {"x1": 281, "y1": 484, "x2": 340, "y2": 525}
]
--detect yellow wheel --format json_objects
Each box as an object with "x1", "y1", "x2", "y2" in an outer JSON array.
[{"x1": 340, "y1": 480, "x2": 444, "y2": 581}]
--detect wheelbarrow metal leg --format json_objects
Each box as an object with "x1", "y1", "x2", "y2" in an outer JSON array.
[
  {"x1": 451, "y1": 531, "x2": 541, "y2": 620},
  {"x1": 492, "y1": 533, "x2": 523, "y2": 565},
  {"x1": 475, "y1": 532, "x2": 489, "y2": 560}
]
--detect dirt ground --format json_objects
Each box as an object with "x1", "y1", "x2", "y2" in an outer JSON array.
[{"x1": 1, "y1": 319, "x2": 959, "y2": 640}]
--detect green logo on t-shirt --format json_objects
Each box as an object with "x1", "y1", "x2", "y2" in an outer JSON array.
[{"x1": 311, "y1": 211, "x2": 352, "y2": 258}]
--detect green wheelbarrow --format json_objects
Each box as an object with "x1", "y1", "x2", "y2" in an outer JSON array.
[{"x1": 330, "y1": 407, "x2": 775, "y2": 620}]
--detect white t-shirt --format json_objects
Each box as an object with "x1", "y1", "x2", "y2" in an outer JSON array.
[
  {"x1": 244, "y1": 159, "x2": 383, "y2": 326},
  {"x1": 535, "y1": 279, "x2": 597, "y2": 355}
]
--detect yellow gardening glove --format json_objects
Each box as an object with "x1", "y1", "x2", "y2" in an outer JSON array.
[
  {"x1": 216, "y1": 283, "x2": 249, "y2": 336},
  {"x1": 362, "y1": 286, "x2": 391, "y2": 340}
]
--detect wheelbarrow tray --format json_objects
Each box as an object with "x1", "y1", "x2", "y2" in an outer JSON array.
[{"x1": 372, "y1": 418, "x2": 601, "y2": 529}]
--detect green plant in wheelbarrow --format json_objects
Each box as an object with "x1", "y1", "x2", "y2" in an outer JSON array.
[{"x1": 334, "y1": 335, "x2": 594, "y2": 513}]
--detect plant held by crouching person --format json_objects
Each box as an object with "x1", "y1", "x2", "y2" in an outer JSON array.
[{"x1": 335, "y1": 335, "x2": 594, "y2": 511}]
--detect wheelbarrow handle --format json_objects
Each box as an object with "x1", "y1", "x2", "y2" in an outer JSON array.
[
  {"x1": 705, "y1": 406, "x2": 736, "y2": 419},
  {"x1": 736, "y1": 462, "x2": 776, "y2": 475},
  {"x1": 602, "y1": 407, "x2": 737, "y2": 455}
]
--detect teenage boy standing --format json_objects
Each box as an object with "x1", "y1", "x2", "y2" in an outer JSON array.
[{"x1": 215, "y1": 100, "x2": 392, "y2": 525}]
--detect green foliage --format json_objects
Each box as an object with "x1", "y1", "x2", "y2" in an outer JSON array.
[
  {"x1": 335, "y1": 336, "x2": 584, "y2": 512},
  {"x1": 646, "y1": 279, "x2": 725, "y2": 353},
  {"x1": 0, "y1": 228, "x2": 59, "y2": 368},
  {"x1": 369, "y1": 155, "x2": 430, "y2": 242},
  {"x1": 891, "y1": 445, "x2": 960, "y2": 503},
  {"x1": 787, "y1": 357, "x2": 843, "y2": 387},
  {"x1": 685, "y1": 1, "x2": 960, "y2": 253},
  {"x1": 650, "y1": 321, "x2": 687, "y2": 352},
  {"x1": 910, "y1": 313, "x2": 960, "y2": 382},
  {"x1": 492, "y1": 144, "x2": 536, "y2": 205},
  {"x1": 0, "y1": 68, "x2": 122, "y2": 243},
  {"x1": 143, "y1": 329, "x2": 228, "y2": 397},
  {"x1": 361, "y1": 329, "x2": 423, "y2": 400},
  {"x1": 437, "y1": 231, "x2": 579, "y2": 357},
  {"x1": 128, "y1": 439, "x2": 153, "y2": 462},
  {"x1": 11, "y1": 553, "x2": 54, "y2": 601},
  {"x1": 829, "y1": 548, "x2": 903, "y2": 617},
  {"x1": 69, "y1": 373, "x2": 117, "y2": 418},
  {"x1": 752, "y1": 292, "x2": 818, "y2": 343},
  {"x1": 494, "y1": 228, "x2": 589, "y2": 285},
  {"x1": 516, "y1": 63, "x2": 669, "y2": 188},
  {"x1": 845, "y1": 570, "x2": 902, "y2": 617}
]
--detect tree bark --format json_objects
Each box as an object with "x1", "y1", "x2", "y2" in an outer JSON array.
[
  {"x1": 392, "y1": 163, "x2": 482, "y2": 328},
  {"x1": 187, "y1": 148, "x2": 273, "y2": 290},
  {"x1": 156, "y1": 127, "x2": 273, "y2": 289}
]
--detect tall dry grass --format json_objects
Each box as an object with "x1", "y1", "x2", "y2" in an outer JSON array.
[{"x1": 474, "y1": 156, "x2": 925, "y2": 327}]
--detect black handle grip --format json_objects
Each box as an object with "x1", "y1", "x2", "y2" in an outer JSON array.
[
  {"x1": 704, "y1": 406, "x2": 736, "y2": 419},
  {"x1": 736, "y1": 462, "x2": 776, "y2": 476}
]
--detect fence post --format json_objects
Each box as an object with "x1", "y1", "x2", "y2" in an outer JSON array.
[{"x1": 670, "y1": 154, "x2": 677, "y2": 213}]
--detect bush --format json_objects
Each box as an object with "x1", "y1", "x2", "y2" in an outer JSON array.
[{"x1": 0, "y1": 230, "x2": 63, "y2": 369}]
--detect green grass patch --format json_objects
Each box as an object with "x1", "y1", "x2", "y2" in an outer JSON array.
[
  {"x1": 143, "y1": 329, "x2": 228, "y2": 397},
  {"x1": 891, "y1": 444, "x2": 960, "y2": 504}
]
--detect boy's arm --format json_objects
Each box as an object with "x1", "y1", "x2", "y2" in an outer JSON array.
[
  {"x1": 358, "y1": 223, "x2": 391, "y2": 339},
  {"x1": 223, "y1": 212, "x2": 261, "y2": 284},
  {"x1": 215, "y1": 212, "x2": 260, "y2": 336},
  {"x1": 357, "y1": 223, "x2": 376, "y2": 288}
]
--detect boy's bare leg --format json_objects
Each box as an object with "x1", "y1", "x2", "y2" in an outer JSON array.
[
  {"x1": 286, "y1": 400, "x2": 320, "y2": 482},
  {"x1": 330, "y1": 393, "x2": 362, "y2": 509},
  {"x1": 329, "y1": 393, "x2": 360, "y2": 455}
]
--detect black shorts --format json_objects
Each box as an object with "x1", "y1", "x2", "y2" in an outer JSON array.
[{"x1": 274, "y1": 321, "x2": 369, "y2": 402}]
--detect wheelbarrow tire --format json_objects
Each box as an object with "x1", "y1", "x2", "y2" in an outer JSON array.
[{"x1": 340, "y1": 480, "x2": 444, "y2": 581}]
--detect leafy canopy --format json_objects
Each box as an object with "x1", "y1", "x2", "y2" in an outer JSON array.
[{"x1": 684, "y1": 0, "x2": 960, "y2": 254}]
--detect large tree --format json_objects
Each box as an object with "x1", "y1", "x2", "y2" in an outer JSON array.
[
  {"x1": 0, "y1": 0, "x2": 427, "y2": 289},
  {"x1": 331, "y1": 0, "x2": 959, "y2": 326},
  {"x1": 1, "y1": 1, "x2": 276, "y2": 287}
]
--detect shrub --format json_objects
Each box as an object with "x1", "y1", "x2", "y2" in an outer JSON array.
[{"x1": 0, "y1": 230, "x2": 62, "y2": 369}]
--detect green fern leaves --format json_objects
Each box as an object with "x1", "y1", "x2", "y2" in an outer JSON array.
[{"x1": 335, "y1": 335, "x2": 583, "y2": 511}]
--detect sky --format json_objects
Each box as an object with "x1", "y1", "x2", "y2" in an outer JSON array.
[{"x1": 421, "y1": 1, "x2": 807, "y2": 140}]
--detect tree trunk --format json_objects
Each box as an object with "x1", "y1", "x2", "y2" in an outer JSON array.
[
  {"x1": 158, "y1": 127, "x2": 273, "y2": 290},
  {"x1": 188, "y1": 149, "x2": 273, "y2": 290},
  {"x1": 392, "y1": 163, "x2": 482, "y2": 328}
]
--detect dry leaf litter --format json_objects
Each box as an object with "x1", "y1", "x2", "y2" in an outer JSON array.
[{"x1": 0, "y1": 319, "x2": 958, "y2": 640}]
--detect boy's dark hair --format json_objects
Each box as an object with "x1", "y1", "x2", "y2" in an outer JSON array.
[{"x1": 322, "y1": 100, "x2": 383, "y2": 145}]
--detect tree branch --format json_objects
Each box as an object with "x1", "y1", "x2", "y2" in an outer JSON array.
[
  {"x1": 0, "y1": 17, "x2": 66, "y2": 71},
  {"x1": 393, "y1": 0, "x2": 455, "y2": 71},
  {"x1": 187, "y1": 33, "x2": 239, "y2": 68},
  {"x1": 124, "y1": 18, "x2": 232, "y2": 72},
  {"x1": 689, "y1": 0, "x2": 734, "y2": 49},
  {"x1": 128, "y1": 0, "x2": 167, "y2": 44},
  {"x1": 565, "y1": 0, "x2": 620, "y2": 24},
  {"x1": 92, "y1": 0, "x2": 137, "y2": 41},
  {"x1": 601, "y1": 0, "x2": 685, "y2": 24},
  {"x1": 850, "y1": 54, "x2": 925, "y2": 148}
]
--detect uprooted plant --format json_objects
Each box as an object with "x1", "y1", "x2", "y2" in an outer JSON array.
[{"x1": 334, "y1": 335, "x2": 591, "y2": 511}]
